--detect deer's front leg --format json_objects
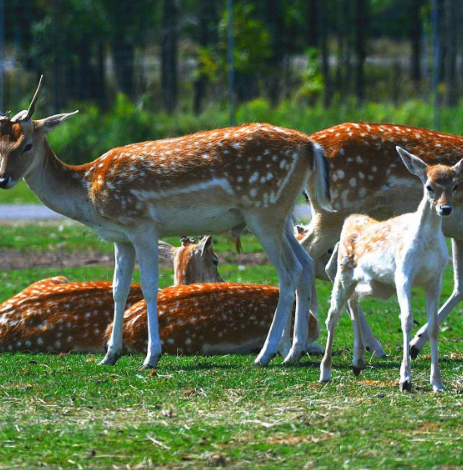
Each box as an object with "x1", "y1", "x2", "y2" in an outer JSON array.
[
  {"x1": 396, "y1": 275, "x2": 414, "y2": 392},
  {"x1": 135, "y1": 236, "x2": 161, "y2": 370},
  {"x1": 99, "y1": 242, "x2": 136, "y2": 366},
  {"x1": 425, "y1": 278, "x2": 445, "y2": 392}
]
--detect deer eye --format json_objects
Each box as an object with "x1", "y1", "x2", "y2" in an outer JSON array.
[
  {"x1": 23, "y1": 143, "x2": 33, "y2": 153},
  {"x1": 454, "y1": 183, "x2": 459, "y2": 192},
  {"x1": 426, "y1": 185, "x2": 434, "y2": 193},
  {"x1": 213, "y1": 257, "x2": 219, "y2": 266}
]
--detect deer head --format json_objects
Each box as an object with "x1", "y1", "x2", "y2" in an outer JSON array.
[
  {"x1": 0, "y1": 76, "x2": 78, "y2": 189},
  {"x1": 157, "y1": 235, "x2": 223, "y2": 285},
  {"x1": 396, "y1": 146, "x2": 463, "y2": 217}
]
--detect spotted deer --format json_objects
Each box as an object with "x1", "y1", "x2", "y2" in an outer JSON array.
[
  {"x1": 103, "y1": 283, "x2": 320, "y2": 357},
  {"x1": 303, "y1": 122, "x2": 463, "y2": 358},
  {"x1": 0, "y1": 77, "x2": 332, "y2": 368},
  {"x1": 0, "y1": 237, "x2": 223, "y2": 353},
  {"x1": 319, "y1": 147, "x2": 463, "y2": 392}
]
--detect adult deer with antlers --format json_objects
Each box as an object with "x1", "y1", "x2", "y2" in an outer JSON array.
[
  {"x1": 0, "y1": 77, "x2": 331, "y2": 368},
  {"x1": 302, "y1": 122, "x2": 463, "y2": 358}
]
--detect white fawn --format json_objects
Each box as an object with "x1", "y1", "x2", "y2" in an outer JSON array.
[
  {"x1": 0, "y1": 77, "x2": 331, "y2": 369},
  {"x1": 319, "y1": 147, "x2": 463, "y2": 392},
  {"x1": 0, "y1": 237, "x2": 222, "y2": 353},
  {"x1": 302, "y1": 122, "x2": 463, "y2": 358}
]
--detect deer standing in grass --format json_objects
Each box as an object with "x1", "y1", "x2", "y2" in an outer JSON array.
[
  {"x1": 0, "y1": 236, "x2": 222, "y2": 353},
  {"x1": 0, "y1": 77, "x2": 331, "y2": 368},
  {"x1": 304, "y1": 123, "x2": 463, "y2": 358},
  {"x1": 319, "y1": 147, "x2": 463, "y2": 392}
]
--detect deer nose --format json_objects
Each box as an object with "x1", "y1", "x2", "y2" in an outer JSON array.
[
  {"x1": 0, "y1": 175, "x2": 11, "y2": 189},
  {"x1": 439, "y1": 204, "x2": 453, "y2": 216}
]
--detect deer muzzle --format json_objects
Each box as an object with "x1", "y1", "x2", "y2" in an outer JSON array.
[
  {"x1": 0, "y1": 174, "x2": 13, "y2": 189},
  {"x1": 438, "y1": 204, "x2": 453, "y2": 216}
]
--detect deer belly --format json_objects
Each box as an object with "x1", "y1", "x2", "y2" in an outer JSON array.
[{"x1": 152, "y1": 207, "x2": 244, "y2": 236}]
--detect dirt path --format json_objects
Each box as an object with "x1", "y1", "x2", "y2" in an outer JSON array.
[{"x1": 1, "y1": 249, "x2": 269, "y2": 270}]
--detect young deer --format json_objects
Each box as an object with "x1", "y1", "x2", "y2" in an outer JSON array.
[
  {"x1": 103, "y1": 283, "x2": 320, "y2": 357},
  {"x1": 303, "y1": 122, "x2": 463, "y2": 358},
  {"x1": 319, "y1": 147, "x2": 463, "y2": 392},
  {"x1": 0, "y1": 77, "x2": 332, "y2": 368},
  {"x1": 0, "y1": 237, "x2": 223, "y2": 353}
]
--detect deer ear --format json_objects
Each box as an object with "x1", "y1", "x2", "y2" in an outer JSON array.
[
  {"x1": 452, "y1": 158, "x2": 463, "y2": 180},
  {"x1": 396, "y1": 146, "x2": 428, "y2": 182},
  {"x1": 34, "y1": 111, "x2": 79, "y2": 133},
  {"x1": 157, "y1": 240, "x2": 175, "y2": 261},
  {"x1": 197, "y1": 235, "x2": 213, "y2": 257}
]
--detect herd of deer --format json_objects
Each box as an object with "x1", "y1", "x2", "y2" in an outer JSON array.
[{"x1": 1, "y1": 77, "x2": 463, "y2": 392}]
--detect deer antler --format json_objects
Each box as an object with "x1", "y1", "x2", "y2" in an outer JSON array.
[{"x1": 11, "y1": 75, "x2": 44, "y2": 123}]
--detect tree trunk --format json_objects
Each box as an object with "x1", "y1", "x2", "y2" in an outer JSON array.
[
  {"x1": 161, "y1": 0, "x2": 178, "y2": 114},
  {"x1": 354, "y1": 0, "x2": 368, "y2": 103},
  {"x1": 410, "y1": 0, "x2": 423, "y2": 83},
  {"x1": 112, "y1": 40, "x2": 135, "y2": 98},
  {"x1": 317, "y1": 0, "x2": 331, "y2": 107},
  {"x1": 194, "y1": 0, "x2": 218, "y2": 115}
]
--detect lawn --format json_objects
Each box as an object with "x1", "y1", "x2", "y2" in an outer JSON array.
[{"x1": 0, "y1": 220, "x2": 462, "y2": 469}]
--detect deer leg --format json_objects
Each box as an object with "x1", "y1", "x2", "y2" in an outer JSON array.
[
  {"x1": 396, "y1": 274, "x2": 414, "y2": 392},
  {"x1": 410, "y1": 238, "x2": 463, "y2": 358},
  {"x1": 284, "y1": 218, "x2": 317, "y2": 363},
  {"x1": 99, "y1": 242, "x2": 136, "y2": 366},
  {"x1": 278, "y1": 311, "x2": 293, "y2": 359},
  {"x1": 347, "y1": 297, "x2": 366, "y2": 375},
  {"x1": 246, "y1": 215, "x2": 302, "y2": 367},
  {"x1": 134, "y1": 236, "x2": 161, "y2": 370},
  {"x1": 300, "y1": 213, "x2": 345, "y2": 354},
  {"x1": 353, "y1": 305, "x2": 386, "y2": 358},
  {"x1": 320, "y1": 269, "x2": 356, "y2": 382}
]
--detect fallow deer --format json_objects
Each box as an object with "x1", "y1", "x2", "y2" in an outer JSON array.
[
  {"x1": 104, "y1": 283, "x2": 320, "y2": 356},
  {"x1": 319, "y1": 147, "x2": 463, "y2": 392},
  {"x1": 0, "y1": 237, "x2": 223, "y2": 353},
  {"x1": 0, "y1": 77, "x2": 332, "y2": 368},
  {"x1": 303, "y1": 122, "x2": 463, "y2": 358}
]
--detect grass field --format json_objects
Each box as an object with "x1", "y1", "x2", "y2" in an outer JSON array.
[{"x1": 0, "y1": 220, "x2": 463, "y2": 469}]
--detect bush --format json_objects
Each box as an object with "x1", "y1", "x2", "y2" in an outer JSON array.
[{"x1": 47, "y1": 94, "x2": 463, "y2": 165}]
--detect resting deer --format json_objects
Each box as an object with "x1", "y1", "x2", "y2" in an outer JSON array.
[
  {"x1": 304, "y1": 122, "x2": 463, "y2": 358},
  {"x1": 319, "y1": 147, "x2": 463, "y2": 392},
  {"x1": 104, "y1": 283, "x2": 320, "y2": 356},
  {"x1": 0, "y1": 237, "x2": 222, "y2": 353},
  {"x1": 0, "y1": 77, "x2": 332, "y2": 368}
]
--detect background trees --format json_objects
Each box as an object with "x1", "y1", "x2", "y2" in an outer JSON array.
[{"x1": 1, "y1": 0, "x2": 462, "y2": 115}]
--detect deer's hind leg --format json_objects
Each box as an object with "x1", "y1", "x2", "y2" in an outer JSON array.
[
  {"x1": 320, "y1": 265, "x2": 356, "y2": 382},
  {"x1": 245, "y1": 212, "x2": 304, "y2": 367},
  {"x1": 283, "y1": 217, "x2": 317, "y2": 363}
]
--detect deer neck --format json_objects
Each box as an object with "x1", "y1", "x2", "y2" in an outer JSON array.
[
  {"x1": 414, "y1": 188, "x2": 443, "y2": 237},
  {"x1": 23, "y1": 140, "x2": 94, "y2": 224}
]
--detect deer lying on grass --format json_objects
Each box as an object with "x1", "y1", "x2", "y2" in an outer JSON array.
[
  {"x1": 0, "y1": 237, "x2": 221, "y2": 353},
  {"x1": 104, "y1": 283, "x2": 319, "y2": 356},
  {"x1": 0, "y1": 77, "x2": 332, "y2": 368},
  {"x1": 319, "y1": 147, "x2": 463, "y2": 392},
  {"x1": 304, "y1": 122, "x2": 463, "y2": 358}
]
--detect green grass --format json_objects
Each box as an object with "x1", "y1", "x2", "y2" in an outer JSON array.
[
  {"x1": 0, "y1": 223, "x2": 463, "y2": 469},
  {"x1": 0, "y1": 180, "x2": 41, "y2": 204}
]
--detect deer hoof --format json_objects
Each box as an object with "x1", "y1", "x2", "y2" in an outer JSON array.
[
  {"x1": 352, "y1": 365, "x2": 362, "y2": 376},
  {"x1": 410, "y1": 345, "x2": 420, "y2": 360},
  {"x1": 141, "y1": 354, "x2": 161, "y2": 370},
  {"x1": 253, "y1": 352, "x2": 276, "y2": 367},
  {"x1": 399, "y1": 380, "x2": 412, "y2": 392},
  {"x1": 98, "y1": 355, "x2": 119, "y2": 366}
]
